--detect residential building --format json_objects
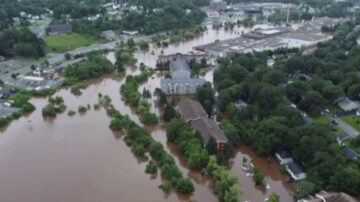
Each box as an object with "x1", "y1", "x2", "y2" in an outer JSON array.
[
  {"x1": 160, "y1": 58, "x2": 206, "y2": 95},
  {"x1": 209, "y1": 0, "x2": 227, "y2": 11},
  {"x1": 342, "y1": 147, "x2": 359, "y2": 160},
  {"x1": 336, "y1": 133, "x2": 351, "y2": 145},
  {"x1": 286, "y1": 161, "x2": 306, "y2": 181},
  {"x1": 177, "y1": 99, "x2": 228, "y2": 151},
  {"x1": 100, "y1": 30, "x2": 117, "y2": 40},
  {"x1": 275, "y1": 150, "x2": 294, "y2": 165},
  {"x1": 48, "y1": 24, "x2": 72, "y2": 35},
  {"x1": 335, "y1": 97, "x2": 359, "y2": 112},
  {"x1": 299, "y1": 190, "x2": 359, "y2": 202}
]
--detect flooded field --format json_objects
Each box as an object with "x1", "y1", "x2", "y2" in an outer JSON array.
[{"x1": 0, "y1": 26, "x2": 294, "y2": 202}]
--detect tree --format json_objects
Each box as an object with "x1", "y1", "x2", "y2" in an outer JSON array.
[
  {"x1": 196, "y1": 82, "x2": 215, "y2": 116},
  {"x1": 253, "y1": 167, "x2": 265, "y2": 186},
  {"x1": 163, "y1": 104, "x2": 176, "y2": 121},
  {"x1": 294, "y1": 181, "x2": 316, "y2": 200},
  {"x1": 65, "y1": 53, "x2": 72, "y2": 60},
  {"x1": 173, "y1": 178, "x2": 194, "y2": 195},
  {"x1": 224, "y1": 186, "x2": 242, "y2": 202},
  {"x1": 268, "y1": 193, "x2": 280, "y2": 202}
]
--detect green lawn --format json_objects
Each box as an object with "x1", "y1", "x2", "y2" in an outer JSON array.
[
  {"x1": 312, "y1": 115, "x2": 330, "y2": 124},
  {"x1": 43, "y1": 33, "x2": 97, "y2": 53},
  {"x1": 341, "y1": 115, "x2": 360, "y2": 132}
]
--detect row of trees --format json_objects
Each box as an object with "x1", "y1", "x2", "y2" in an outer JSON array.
[{"x1": 107, "y1": 104, "x2": 195, "y2": 195}]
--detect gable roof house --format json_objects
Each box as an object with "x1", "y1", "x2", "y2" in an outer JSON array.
[
  {"x1": 286, "y1": 161, "x2": 306, "y2": 181},
  {"x1": 342, "y1": 147, "x2": 359, "y2": 160},
  {"x1": 275, "y1": 150, "x2": 294, "y2": 165},
  {"x1": 48, "y1": 24, "x2": 73, "y2": 35},
  {"x1": 177, "y1": 99, "x2": 228, "y2": 151},
  {"x1": 334, "y1": 97, "x2": 360, "y2": 112},
  {"x1": 299, "y1": 190, "x2": 359, "y2": 202}
]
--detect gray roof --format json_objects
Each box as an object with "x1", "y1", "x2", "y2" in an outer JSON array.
[
  {"x1": 177, "y1": 99, "x2": 208, "y2": 121},
  {"x1": 287, "y1": 162, "x2": 305, "y2": 175},
  {"x1": 342, "y1": 147, "x2": 359, "y2": 159},
  {"x1": 336, "y1": 133, "x2": 351, "y2": 141},
  {"x1": 49, "y1": 24, "x2": 72, "y2": 34},
  {"x1": 191, "y1": 116, "x2": 228, "y2": 146},
  {"x1": 160, "y1": 78, "x2": 206, "y2": 85},
  {"x1": 170, "y1": 58, "x2": 190, "y2": 73},
  {"x1": 276, "y1": 150, "x2": 292, "y2": 159}
]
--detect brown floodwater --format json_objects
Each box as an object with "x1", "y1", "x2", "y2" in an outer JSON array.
[{"x1": 0, "y1": 26, "x2": 294, "y2": 202}]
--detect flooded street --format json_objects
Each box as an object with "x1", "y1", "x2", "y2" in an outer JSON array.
[{"x1": 0, "y1": 26, "x2": 294, "y2": 202}]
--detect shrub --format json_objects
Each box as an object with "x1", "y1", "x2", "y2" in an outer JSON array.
[
  {"x1": 78, "y1": 105, "x2": 87, "y2": 113},
  {"x1": 68, "y1": 110, "x2": 76, "y2": 116}
]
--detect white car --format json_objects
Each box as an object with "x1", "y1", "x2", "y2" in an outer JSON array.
[{"x1": 3, "y1": 102, "x2": 11, "y2": 107}]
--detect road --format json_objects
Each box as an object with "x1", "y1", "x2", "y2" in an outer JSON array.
[
  {"x1": 0, "y1": 34, "x2": 155, "y2": 84},
  {"x1": 323, "y1": 112, "x2": 359, "y2": 138}
]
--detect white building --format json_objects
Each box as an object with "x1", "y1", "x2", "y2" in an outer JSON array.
[
  {"x1": 286, "y1": 161, "x2": 306, "y2": 181},
  {"x1": 161, "y1": 58, "x2": 206, "y2": 95},
  {"x1": 275, "y1": 150, "x2": 294, "y2": 165}
]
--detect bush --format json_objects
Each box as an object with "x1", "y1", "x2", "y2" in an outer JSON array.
[
  {"x1": 78, "y1": 105, "x2": 87, "y2": 113},
  {"x1": 159, "y1": 182, "x2": 172, "y2": 194},
  {"x1": 173, "y1": 178, "x2": 195, "y2": 195},
  {"x1": 145, "y1": 161, "x2": 158, "y2": 178},
  {"x1": 68, "y1": 110, "x2": 76, "y2": 116},
  {"x1": 42, "y1": 104, "x2": 57, "y2": 117}
]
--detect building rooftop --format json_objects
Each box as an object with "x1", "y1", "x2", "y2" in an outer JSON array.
[
  {"x1": 170, "y1": 58, "x2": 191, "y2": 73},
  {"x1": 301, "y1": 190, "x2": 359, "y2": 202},
  {"x1": 276, "y1": 150, "x2": 292, "y2": 159},
  {"x1": 287, "y1": 161, "x2": 305, "y2": 175},
  {"x1": 160, "y1": 78, "x2": 206, "y2": 85},
  {"x1": 191, "y1": 117, "x2": 228, "y2": 146},
  {"x1": 342, "y1": 147, "x2": 359, "y2": 159},
  {"x1": 177, "y1": 99, "x2": 208, "y2": 121},
  {"x1": 49, "y1": 24, "x2": 72, "y2": 34}
]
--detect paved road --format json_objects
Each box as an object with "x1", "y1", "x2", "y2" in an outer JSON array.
[
  {"x1": 323, "y1": 112, "x2": 359, "y2": 138},
  {"x1": 0, "y1": 34, "x2": 155, "y2": 85}
]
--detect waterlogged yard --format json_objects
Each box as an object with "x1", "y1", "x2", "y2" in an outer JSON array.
[{"x1": 43, "y1": 33, "x2": 98, "y2": 53}]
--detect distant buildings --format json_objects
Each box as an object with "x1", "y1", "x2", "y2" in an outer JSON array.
[
  {"x1": 160, "y1": 58, "x2": 206, "y2": 95},
  {"x1": 209, "y1": 0, "x2": 227, "y2": 11},
  {"x1": 195, "y1": 18, "x2": 345, "y2": 57},
  {"x1": 100, "y1": 30, "x2": 117, "y2": 40},
  {"x1": 177, "y1": 99, "x2": 228, "y2": 151},
  {"x1": 299, "y1": 190, "x2": 359, "y2": 202},
  {"x1": 48, "y1": 24, "x2": 73, "y2": 35}
]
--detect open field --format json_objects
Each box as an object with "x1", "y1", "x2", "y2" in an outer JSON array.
[{"x1": 43, "y1": 33, "x2": 97, "y2": 53}]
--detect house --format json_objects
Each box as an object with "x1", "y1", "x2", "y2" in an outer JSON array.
[
  {"x1": 299, "y1": 190, "x2": 359, "y2": 202},
  {"x1": 160, "y1": 58, "x2": 206, "y2": 95},
  {"x1": 336, "y1": 133, "x2": 351, "y2": 145},
  {"x1": 209, "y1": 0, "x2": 227, "y2": 11},
  {"x1": 334, "y1": 97, "x2": 359, "y2": 112},
  {"x1": 275, "y1": 150, "x2": 294, "y2": 165},
  {"x1": 342, "y1": 147, "x2": 359, "y2": 160},
  {"x1": 48, "y1": 24, "x2": 72, "y2": 35},
  {"x1": 177, "y1": 99, "x2": 228, "y2": 151},
  {"x1": 100, "y1": 30, "x2": 117, "y2": 40},
  {"x1": 285, "y1": 161, "x2": 306, "y2": 181},
  {"x1": 0, "y1": 55, "x2": 5, "y2": 62}
]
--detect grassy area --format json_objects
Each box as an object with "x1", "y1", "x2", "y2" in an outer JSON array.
[
  {"x1": 341, "y1": 115, "x2": 360, "y2": 132},
  {"x1": 312, "y1": 115, "x2": 330, "y2": 124},
  {"x1": 43, "y1": 33, "x2": 97, "y2": 53}
]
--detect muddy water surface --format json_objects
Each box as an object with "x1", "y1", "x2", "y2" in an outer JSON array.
[{"x1": 0, "y1": 26, "x2": 294, "y2": 202}]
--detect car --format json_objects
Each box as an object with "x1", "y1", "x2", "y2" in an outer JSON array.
[
  {"x1": 325, "y1": 109, "x2": 330, "y2": 113},
  {"x1": 332, "y1": 120, "x2": 338, "y2": 125},
  {"x1": 3, "y1": 102, "x2": 11, "y2": 107}
]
